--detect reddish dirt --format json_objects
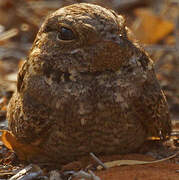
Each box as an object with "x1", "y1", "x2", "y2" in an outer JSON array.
[
  {"x1": 96, "y1": 158, "x2": 179, "y2": 180},
  {"x1": 96, "y1": 164, "x2": 179, "y2": 180},
  {"x1": 68, "y1": 154, "x2": 179, "y2": 180}
]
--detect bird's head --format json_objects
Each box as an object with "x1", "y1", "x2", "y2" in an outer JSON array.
[{"x1": 28, "y1": 3, "x2": 144, "y2": 75}]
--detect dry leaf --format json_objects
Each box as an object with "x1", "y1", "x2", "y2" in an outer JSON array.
[
  {"x1": 1, "y1": 130, "x2": 14, "y2": 150},
  {"x1": 132, "y1": 8, "x2": 174, "y2": 44},
  {"x1": 97, "y1": 153, "x2": 178, "y2": 170},
  {"x1": 0, "y1": 130, "x2": 44, "y2": 161}
]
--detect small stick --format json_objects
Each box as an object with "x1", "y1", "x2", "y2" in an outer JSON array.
[
  {"x1": 0, "y1": 29, "x2": 18, "y2": 42},
  {"x1": 90, "y1": 152, "x2": 107, "y2": 170}
]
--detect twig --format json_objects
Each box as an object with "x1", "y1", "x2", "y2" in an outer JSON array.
[
  {"x1": 90, "y1": 152, "x2": 107, "y2": 170},
  {"x1": 9, "y1": 164, "x2": 42, "y2": 180},
  {"x1": 0, "y1": 29, "x2": 18, "y2": 42}
]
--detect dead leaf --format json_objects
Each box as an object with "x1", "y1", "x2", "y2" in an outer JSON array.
[
  {"x1": 132, "y1": 8, "x2": 174, "y2": 44},
  {"x1": 1, "y1": 130, "x2": 14, "y2": 150},
  {"x1": 97, "y1": 153, "x2": 178, "y2": 170},
  {"x1": 0, "y1": 130, "x2": 44, "y2": 161}
]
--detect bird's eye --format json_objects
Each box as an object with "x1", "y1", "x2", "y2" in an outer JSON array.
[{"x1": 57, "y1": 27, "x2": 75, "y2": 41}]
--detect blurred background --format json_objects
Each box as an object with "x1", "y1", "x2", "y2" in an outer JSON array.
[{"x1": 0, "y1": 0, "x2": 178, "y2": 129}]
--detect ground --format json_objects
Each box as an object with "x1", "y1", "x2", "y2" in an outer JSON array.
[{"x1": 0, "y1": 0, "x2": 179, "y2": 179}]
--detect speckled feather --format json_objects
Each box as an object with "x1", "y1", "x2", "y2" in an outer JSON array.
[{"x1": 7, "y1": 3, "x2": 171, "y2": 165}]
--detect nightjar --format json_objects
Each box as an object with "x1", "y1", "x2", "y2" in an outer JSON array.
[{"x1": 7, "y1": 3, "x2": 171, "y2": 165}]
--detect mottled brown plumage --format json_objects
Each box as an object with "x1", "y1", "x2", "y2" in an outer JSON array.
[{"x1": 7, "y1": 3, "x2": 171, "y2": 165}]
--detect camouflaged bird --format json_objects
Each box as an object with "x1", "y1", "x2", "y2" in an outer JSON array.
[{"x1": 7, "y1": 3, "x2": 171, "y2": 165}]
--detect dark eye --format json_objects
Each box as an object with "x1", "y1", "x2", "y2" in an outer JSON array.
[{"x1": 57, "y1": 27, "x2": 75, "y2": 41}]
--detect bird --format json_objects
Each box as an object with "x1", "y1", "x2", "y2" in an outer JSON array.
[{"x1": 7, "y1": 3, "x2": 171, "y2": 165}]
